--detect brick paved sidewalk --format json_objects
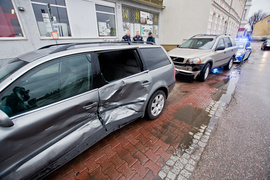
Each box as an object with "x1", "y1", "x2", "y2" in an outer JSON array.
[{"x1": 48, "y1": 69, "x2": 232, "y2": 180}]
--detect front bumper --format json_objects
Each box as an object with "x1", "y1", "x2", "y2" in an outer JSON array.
[
  {"x1": 174, "y1": 64, "x2": 205, "y2": 79},
  {"x1": 234, "y1": 55, "x2": 243, "y2": 62}
]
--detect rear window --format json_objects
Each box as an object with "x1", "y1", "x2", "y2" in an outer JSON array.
[
  {"x1": 224, "y1": 37, "x2": 232, "y2": 47},
  {"x1": 140, "y1": 48, "x2": 171, "y2": 70},
  {"x1": 229, "y1": 37, "x2": 236, "y2": 46}
]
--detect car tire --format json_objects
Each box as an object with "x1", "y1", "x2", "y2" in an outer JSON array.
[
  {"x1": 197, "y1": 63, "x2": 210, "y2": 82},
  {"x1": 224, "y1": 56, "x2": 233, "y2": 70},
  {"x1": 261, "y1": 47, "x2": 264, "y2": 50},
  {"x1": 146, "y1": 90, "x2": 166, "y2": 120}
]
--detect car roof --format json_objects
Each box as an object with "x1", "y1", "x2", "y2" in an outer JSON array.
[{"x1": 18, "y1": 42, "x2": 157, "y2": 63}]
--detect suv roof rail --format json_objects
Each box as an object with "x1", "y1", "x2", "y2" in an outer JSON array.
[
  {"x1": 38, "y1": 41, "x2": 154, "y2": 54},
  {"x1": 191, "y1": 34, "x2": 225, "y2": 38}
]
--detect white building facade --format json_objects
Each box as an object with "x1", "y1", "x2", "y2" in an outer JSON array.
[
  {"x1": 161, "y1": 0, "x2": 245, "y2": 50},
  {"x1": 0, "y1": 0, "x2": 163, "y2": 59}
]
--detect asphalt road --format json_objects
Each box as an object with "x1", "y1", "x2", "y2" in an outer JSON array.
[{"x1": 191, "y1": 41, "x2": 270, "y2": 179}]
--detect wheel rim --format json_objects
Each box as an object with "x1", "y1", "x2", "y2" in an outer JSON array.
[
  {"x1": 229, "y1": 59, "x2": 233, "y2": 69},
  {"x1": 151, "y1": 94, "x2": 165, "y2": 117},
  {"x1": 204, "y1": 66, "x2": 210, "y2": 80}
]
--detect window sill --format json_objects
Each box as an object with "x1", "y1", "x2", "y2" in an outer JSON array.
[
  {"x1": 0, "y1": 37, "x2": 27, "y2": 41},
  {"x1": 39, "y1": 36, "x2": 119, "y2": 40}
]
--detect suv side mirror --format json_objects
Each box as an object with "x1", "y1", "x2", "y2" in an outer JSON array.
[
  {"x1": 0, "y1": 110, "x2": 14, "y2": 127},
  {"x1": 216, "y1": 46, "x2": 225, "y2": 51}
]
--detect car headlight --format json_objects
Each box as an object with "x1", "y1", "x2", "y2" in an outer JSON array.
[
  {"x1": 236, "y1": 52, "x2": 242, "y2": 56},
  {"x1": 186, "y1": 58, "x2": 201, "y2": 64}
]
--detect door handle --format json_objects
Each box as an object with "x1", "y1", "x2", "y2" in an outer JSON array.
[
  {"x1": 142, "y1": 80, "x2": 151, "y2": 86},
  {"x1": 83, "y1": 102, "x2": 97, "y2": 110}
]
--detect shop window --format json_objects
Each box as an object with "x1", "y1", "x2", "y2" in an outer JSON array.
[
  {"x1": 122, "y1": 5, "x2": 159, "y2": 38},
  {"x1": 31, "y1": 0, "x2": 71, "y2": 37},
  {"x1": 96, "y1": 4, "x2": 116, "y2": 37},
  {"x1": 0, "y1": 0, "x2": 24, "y2": 38}
]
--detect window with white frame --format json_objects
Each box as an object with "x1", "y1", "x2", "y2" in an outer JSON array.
[
  {"x1": 95, "y1": 4, "x2": 116, "y2": 37},
  {"x1": 31, "y1": 0, "x2": 71, "y2": 37},
  {"x1": 0, "y1": 0, "x2": 24, "y2": 38}
]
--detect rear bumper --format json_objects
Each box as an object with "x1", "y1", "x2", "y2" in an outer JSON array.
[{"x1": 168, "y1": 80, "x2": 175, "y2": 94}]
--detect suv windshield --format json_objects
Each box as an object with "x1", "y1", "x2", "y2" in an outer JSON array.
[
  {"x1": 0, "y1": 58, "x2": 28, "y2": 83},
  {"x1": 180, "y1": 38, "x2": 215, "y2": 50}
]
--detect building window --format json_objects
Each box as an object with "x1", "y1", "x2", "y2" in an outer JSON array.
[
  {"x1": 122, "y1": 5, "x2": 159, "y2": 38},
  {"x1": 267, "y1": 19, "x2": 270, "y2": 24},
  {"x1": 242, "y1": 9, "x2": 247, "y2": 20},
  {"x1": 211, "y1": 13, "x2": 216, "y2": 34},
  {"x1": 0, "y1": 0, "x2": 24, "y2": 38},
  {"x1": 31, "y1": 0, "x2": 71, "y2": 37},
  {"x1": 96, "y1": 4, "x2": 116, "y2": 37}
]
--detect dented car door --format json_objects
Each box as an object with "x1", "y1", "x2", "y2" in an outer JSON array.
[
  {"x1": 96, "y1": 49, "x2": 152, "y2": 130},
  {"x1": 98, "y1": 71, "x2": 152, "y2": 130}
]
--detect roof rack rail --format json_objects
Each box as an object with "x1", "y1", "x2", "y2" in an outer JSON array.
[
  {"x1": 191, "y1": 34, "x2": 224, "y2": 38},
  {"x1": 38, "y1": 41, "x2": 153, "y2": 54}
]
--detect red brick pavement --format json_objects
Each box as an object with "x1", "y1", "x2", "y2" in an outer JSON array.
[{"x1": 48, "y1": 70, "x2": 230, "y2": 180}]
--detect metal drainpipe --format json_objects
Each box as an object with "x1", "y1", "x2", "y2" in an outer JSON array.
[{"x1": 47, "y1": 3, "x2": 58, "y2": 44}]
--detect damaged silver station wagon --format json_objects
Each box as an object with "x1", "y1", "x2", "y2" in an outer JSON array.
[{"x1": 0, "y1": 42, "x2": 175, "y2": 179}]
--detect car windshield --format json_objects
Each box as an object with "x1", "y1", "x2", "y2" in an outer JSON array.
[
  {"x1": 236, "y1": 42, "x2": 245, "y2": 49},
  {"x1": 266, "y1": 40, "x2": 270, "y2": 44},
  {"x1": 0, "y1": 58, "x2": 28, "y2": 83},
  {"x1": 180, "y1": 38, "x2": 215, "y2": 50}
]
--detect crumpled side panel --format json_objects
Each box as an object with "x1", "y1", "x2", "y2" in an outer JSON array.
[{"x1": 99, "y1": 74, "x2": 151, "y2": 127}]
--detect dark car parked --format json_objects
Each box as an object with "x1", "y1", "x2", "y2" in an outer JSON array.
[
  {"x1": 0, "y1": 42, "x2": 175, "y2": 179},
  {"x1": 261, "y1": 39, "x2": 270, "y2": 50}
]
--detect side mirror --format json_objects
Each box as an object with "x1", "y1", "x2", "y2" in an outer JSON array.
[
  {"x1": 216, "y1": 46, "x2": 225, "y2": 51},
  {"x1": 0, "y1": 110, "x2": 14, "y2": 127}
]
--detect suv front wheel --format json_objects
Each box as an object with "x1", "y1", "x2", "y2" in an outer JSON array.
[
  {"x1": 197, "y1": 63, "x2": 210, "y2": 82},
  {"x1": 224, "y1": 56, "x2": 234, "y2": 70},
  {"x1": 146, "y1": 90, "x2": 166, "y2": 120}
]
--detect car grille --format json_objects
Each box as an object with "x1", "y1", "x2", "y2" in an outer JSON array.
[{"x1": 171, "y1": 57, "x2": 185, "y2": 63}]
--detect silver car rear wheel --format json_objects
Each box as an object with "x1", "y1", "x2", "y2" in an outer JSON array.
[
  {"x1": 151, "y1": 94, "x2": 164, "y2": 116},
  {"x1": 146, "y1": 90, "x2": 166, "y2": 120}
]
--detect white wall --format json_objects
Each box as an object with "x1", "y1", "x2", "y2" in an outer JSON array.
[
  {"x1": 161, "y1": 0, "x2": 212, "y2": 45},
  {"x1": 0, "y1": 0, "x2": 162, "y2": 59}
]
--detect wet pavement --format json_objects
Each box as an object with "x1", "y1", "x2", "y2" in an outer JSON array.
[
  {"x1": 191, "y1": 42, "x2": 270, "y2": 179},
  {"x1": 47, "y1": 43, "x2": 264, "y2": 180}
]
